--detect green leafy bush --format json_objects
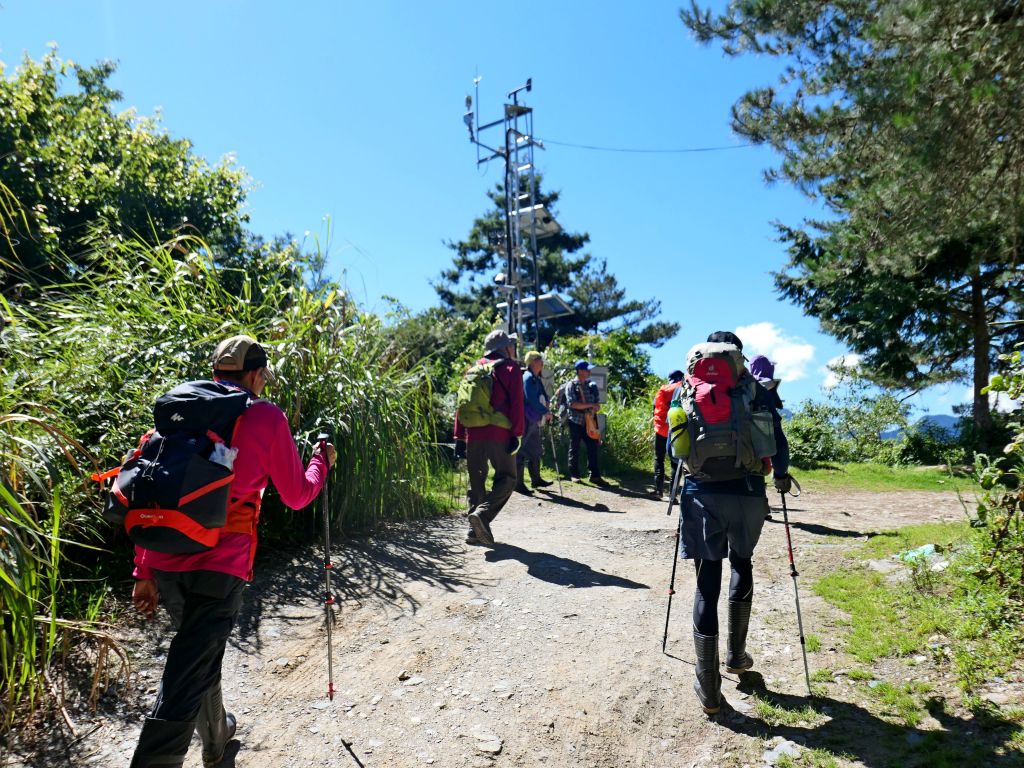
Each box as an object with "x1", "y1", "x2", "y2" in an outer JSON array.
[{"x1": 0, "y1": 234, "x2": 451, "y2": 733}]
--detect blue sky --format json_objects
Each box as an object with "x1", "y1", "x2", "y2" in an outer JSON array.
[{"x1": 0, "y1": 1, "x2": 973, "y2": 415}]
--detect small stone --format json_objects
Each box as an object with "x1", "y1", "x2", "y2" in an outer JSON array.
[
  {"x1": 477, "y1": 737, "x2": 503, "y2": 755},
  {"x1": 399, "y1": 670, "x2": 411, "y2": 681},
  {"x1": 405, "y1": 676, "x2": 426, "y2": 686},
  {"x1": 763, "y1": 739, "x2": 801, "y2": 764}
]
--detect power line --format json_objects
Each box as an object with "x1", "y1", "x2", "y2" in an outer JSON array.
[{"x1": 536, "y1": 137, "x2": 753, "y2": 154}]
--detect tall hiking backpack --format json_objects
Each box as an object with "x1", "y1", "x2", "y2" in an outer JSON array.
[
  {"x1": 553, "y1": 380, "x2": 572, "y2": 425},
  {"x1": 669, "y1": 342, "x2": 777, "y2": 481},
  {"x1": 454, "y1": 360, "x2": 513, "y2": 429},
  {"x1": 93, "y1": 381, "x2": 251, "y2": 553}
]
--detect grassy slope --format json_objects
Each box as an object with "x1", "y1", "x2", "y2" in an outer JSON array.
[{"x1": 797, "y1": 463, "x2": 980, "y2": 493}]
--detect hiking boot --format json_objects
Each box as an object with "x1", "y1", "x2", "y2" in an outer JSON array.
[
  {"x1": 569, "y1": 474, "x2": 583, "y2": 482},
  {"x1": 693, "y1": 631, "x2": 721, "y2": 715},
  {"x1": 201, "y1": 713, "x2": 237, "y2": 767},
  {"x1": 528, "y1": 460, "x2": 553, "y2": 488},
  {"x1": 515, "y1": 465, "x2": 533, "y2": 494},
  {"x1": 725, "y1": 601, "x2": 754, "y2": 673},
  {"x1": 465, "y1": 533, "x2": 491, "y2": 547},
  {"x1": 468, "y1": 512, "x2": 495, "y2": 546},
  {"x1": 589, "y1": 475, "x2": 609, "y2": 487}
]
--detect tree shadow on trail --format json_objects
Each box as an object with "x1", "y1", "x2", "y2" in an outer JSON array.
[
  {"x1": 765, "y1": 518, "x2": 882, "y2": 539},
  {"x1": 484, "y1": 543, "x2": 649, "y2": 589},
  {"x1": 718, "y1": 671, "x2": 1023, "y2": 767},
  {"x1": 233, "y1": 519, "x2": 474, "y2": 655}
]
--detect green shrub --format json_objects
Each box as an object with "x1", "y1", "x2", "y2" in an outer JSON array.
[
  {"x1": 601, "y1": 396, "x2": 655, "y2": 473},
  {"x1": 0, "y1": 234, "x2": 452, "y2": 733}
]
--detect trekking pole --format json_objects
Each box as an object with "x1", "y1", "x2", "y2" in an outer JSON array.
[
  {"x1": 779, "y1": 484, "x2": 812, "y2": 696},
  {"x1": 661, "y1": 460, "x2": 685, "y2": 652},
  {"x1": 317, "y1": 432, "x2": 336, "y2": 701},
  {"x1": 547, "y1": 424, "x2": 564, "y2": 497}
]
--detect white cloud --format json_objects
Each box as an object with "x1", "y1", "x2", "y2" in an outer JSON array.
[
  {"x1": 734, "y1": 322, "x2": 816, "y2": 382},
  {"x1": 822, "y1": 353, "x2": 863, "y2": 390}
]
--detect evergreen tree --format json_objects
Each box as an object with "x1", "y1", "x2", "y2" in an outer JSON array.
[
  {"x1": 683, "y1": 0, "x2": 1024, "y2": 435},
  {"x1": 435, "y1": 179, "x2": 678, "y2": 348}
]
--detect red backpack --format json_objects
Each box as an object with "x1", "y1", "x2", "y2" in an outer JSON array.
[{"x1": 674, "y1": 342, "x2": 777, "y2": 481}]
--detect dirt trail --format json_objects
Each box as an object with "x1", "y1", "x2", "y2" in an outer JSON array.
[{"x1": 21, "y1": 481, "x2": 972, "y2": 767}]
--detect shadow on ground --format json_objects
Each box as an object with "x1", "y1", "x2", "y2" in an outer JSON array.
[
  {"x1": 484, "y1": 543, "x2": 649, "y2": 589},
  {"x1": 716, "y1": 671, "x2": 1024, "y2": 767},
  {"x1": 765, "y1": 518, "x2": 883, "y2": 539},
  {"x1": 234, "y1": 518, "x2": 474, "y2": 656}
]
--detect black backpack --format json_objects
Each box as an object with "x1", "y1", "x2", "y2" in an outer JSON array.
[{"x1": 97, "y1": 381, "x2": 251, "y2": 553}]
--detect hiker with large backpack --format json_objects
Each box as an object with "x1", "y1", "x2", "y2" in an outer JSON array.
[
  {"x1": 453, "y1": 329, "x2": 525, "y2": 547},
  {"x1": 515, "y1": 350, "x2": 555, "y2": 494},
  {"x1": 121, "y1": 335, "x2": 335, "y2": 768},
  {"x1": 651, "y1": 369, "x2": 684, "y2": 498},
  {"x1": 673, "y1": 330, "x2": 793, "y2": 716},
  {"x1": 563, "y1": 360, "x2": 608, "y2": 485}
]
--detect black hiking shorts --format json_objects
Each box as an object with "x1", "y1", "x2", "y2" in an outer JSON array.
[{"x1": 679, "y1": 492, "x2": 769, "y2": 560}]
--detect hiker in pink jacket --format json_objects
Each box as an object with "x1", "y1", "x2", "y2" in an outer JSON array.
[{"x1": 129, "y1": 335, "x2": 335, "y2": 768}]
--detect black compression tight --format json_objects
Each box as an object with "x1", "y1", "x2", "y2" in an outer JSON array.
[{"x1": 692, "y1": 551, "x2": 754, "y2": 636}]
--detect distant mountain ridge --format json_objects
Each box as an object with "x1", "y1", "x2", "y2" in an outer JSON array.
[{"x1": 882, "y1": 414, "x2": 960, "y2": 440}]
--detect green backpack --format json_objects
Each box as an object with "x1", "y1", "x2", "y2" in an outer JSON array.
[{"x1": 455, "y1": 360, "x2": 513, "y2": 429}]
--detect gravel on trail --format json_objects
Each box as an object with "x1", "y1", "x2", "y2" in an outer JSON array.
[{"x1": 13, "y1": 480, "x2": 969, "y2": 767}]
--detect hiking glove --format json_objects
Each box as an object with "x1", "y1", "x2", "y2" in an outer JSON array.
[
  {"x1": 506, "y1": 436, "x2": 521, "y2": 456},
  {"x1": 774, "y1": 473, "x2": 793, "y2": 494}
]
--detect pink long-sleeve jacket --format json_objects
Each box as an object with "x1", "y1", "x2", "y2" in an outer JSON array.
[{"x1": 133, "y1": 396, "x2": 328, "y2": 582}]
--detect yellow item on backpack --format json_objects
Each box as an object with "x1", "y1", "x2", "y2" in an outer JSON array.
[{"x1": 667, "y1": 404, "x2": 690, "y2": 459}]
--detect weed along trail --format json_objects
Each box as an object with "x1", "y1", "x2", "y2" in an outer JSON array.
[{"x1": 45, "y1": 481, "x2": 983, "y2": 767}]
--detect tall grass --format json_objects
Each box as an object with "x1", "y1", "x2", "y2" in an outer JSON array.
[
  {"x1": 1, "y1": 233, "x2": 450, "y2": 736},
  {"x1": 601, "y1": 397, "x2": 656, "y2": 475},
  {"x1": 0, "y1": 405, "x2": 126, "y2": 736}
]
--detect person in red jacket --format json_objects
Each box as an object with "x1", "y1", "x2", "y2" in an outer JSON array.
[
  {"x1": 652, "y1": 370, "x2": 684, "y2": 498},
  {"x1": 129, "y1": 335, "x2": 335, "y2": 768},
  {"x1": 453, "y1": 329, "x2": 525, "y2": 547}
]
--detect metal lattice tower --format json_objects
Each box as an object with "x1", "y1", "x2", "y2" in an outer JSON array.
[{"x1": 464, "y1": 78, "x2": 544, "y2": 346}]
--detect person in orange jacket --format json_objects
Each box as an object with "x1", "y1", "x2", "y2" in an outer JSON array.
[{"x1": 652, "y1": 370, "x2": 684, "y2": 498}]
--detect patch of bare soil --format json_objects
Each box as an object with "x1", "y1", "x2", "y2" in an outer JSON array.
[{"x1": 10, "y1": 480, "x2": 1019, "y2": 767}]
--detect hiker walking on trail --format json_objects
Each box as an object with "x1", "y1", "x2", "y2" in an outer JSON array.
[
  {"x1": 748, "y1": 354, "x2": 784, "y2": 521},
  {"x1": 516, "y1": 350, "x2": 555, "y2": 494},
  {"x1": 676, "y1": 330, "x2": 793, "y2": 715},
  {"x1": 128, "y1": 335, "x2": 335, "y2": 768},
  {"x1": 564, "y1": 360, "x2": 607, "y2": 486},
  {"x1": 652, "y1": 369, "x2": 684, "y2": 498},
  {"x1": 453, "y1": 329, "x2": 525, "y2": 547}
]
